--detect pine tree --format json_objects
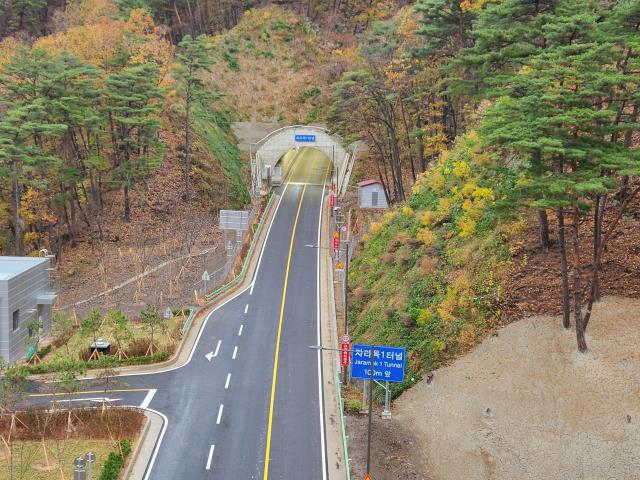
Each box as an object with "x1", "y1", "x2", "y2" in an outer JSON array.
[
  {"x1": 175, "y1": 34, "x2": 213, "y2": 202},
  {"x1": 476, "y1": 0, "x2": 640, "y2": 351},
  {"x1": 0, "y1": 103, "x2": 65, "y2": 255},
  {"x1": 103, "y1": 63, "x2": 164, "y2": 221}
]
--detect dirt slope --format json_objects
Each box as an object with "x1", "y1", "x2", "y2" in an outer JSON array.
[{"x1": 393, "y1": 296, "x2": 640, "y2": 480}]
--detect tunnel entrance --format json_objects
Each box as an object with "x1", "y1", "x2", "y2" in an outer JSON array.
[{"x1": 250, "y1": 126, "x2": 354, "y2": 196}]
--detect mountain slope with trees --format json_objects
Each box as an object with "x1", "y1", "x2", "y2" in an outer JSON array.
[{"x1": 341, "y1": 0, "x2": 640, "y2": 389}]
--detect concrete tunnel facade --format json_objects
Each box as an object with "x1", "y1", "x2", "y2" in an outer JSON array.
[{"x1": 250, "y1": 125, "x2": 353, "y2": 195}]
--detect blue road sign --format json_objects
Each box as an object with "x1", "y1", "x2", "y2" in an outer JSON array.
[
  {"x1": 294, "y1": 134, "x2": 316, "y2": 142},
  {"x1": 350, "y1": 344, "x2": 406, "y2": 383}
]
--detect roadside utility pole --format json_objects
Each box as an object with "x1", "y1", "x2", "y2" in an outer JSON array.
[
  {"x1": 342, "y1": 242, "x2": 349, "y2": 385},
  {"x1": 366, "y1": 344, "x2": 375, "y2": 475}
]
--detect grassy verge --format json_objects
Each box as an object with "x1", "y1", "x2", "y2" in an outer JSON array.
[
  {"x1": 22, "y1": 309, "x2": 185, "y2": 375},
  {"x1": 191, "y1": 99, "x2": 250, "y2": 209},
  {"x1": 0, "y1": 440, "x2": 117, "y2": 480},
  {"x1": 348, "y1": 131, "x2": 521, "y2": 397}
]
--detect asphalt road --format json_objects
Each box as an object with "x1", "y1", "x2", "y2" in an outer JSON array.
[{"x1": 28, "y1": 147, "x2": 332, "y2": 480}]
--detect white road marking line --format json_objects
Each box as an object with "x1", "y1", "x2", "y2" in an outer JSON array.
[
  {"x1": 250, "y1": 283, "x2": 255, "y2": 295},
  {"x1": 139, "y1": 389, "x2": 157, "y2": 409},
  {"x1": 213, "y1": 339, "x2": 221, "y2": 357},
  {"x1": 232, "y1": 346, "x2": 238, "y2": 359},
  {"x1": 115, "y1": 183, "x2": 290, "y2": 382},
  {"x1": 225, "y1": 373, "x2": 231, "y2": 389},
  {"x1": 206, "y1": 445, "x2": 215, "y2": 470},
  {"x1": 244, "y1": 304, "x2": 249, "y2": 314},
  {"x1": 316, "y1": 167, "x2": 329, "y2": 480},
  {"x1": 238, "y1": 324, "x2": 243, "y2": 336},
  {"x1": 216, "y1": 404, "x2": 224, "y2": 424},
  {"x1": 142, "y1": 408, "x2": 168, "y2": 480}
]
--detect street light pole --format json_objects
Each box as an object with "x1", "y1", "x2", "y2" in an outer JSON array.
[
  {"x1": 342, "y1": 242, "x2": 349, "y2": 386},
  {"x1": 366, "y1": 344, "x2": 375, "y2": 475}
]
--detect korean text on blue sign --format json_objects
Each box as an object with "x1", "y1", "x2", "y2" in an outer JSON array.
[
  {"x1": 294, "y1": 134, "x2": 316, "y2": 142},
  {"x1": 350, "y1": 344, "x2": 406, "y2": 383}
]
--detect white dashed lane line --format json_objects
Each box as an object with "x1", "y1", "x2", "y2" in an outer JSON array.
[
  {"x1": 216, "y1": 405, "x2": 224, "y2": 425},
  {"x1": 232, "y1": 346, "x2": 238, "y2": 359},
  {"x1": 244, "y1": 304, "x2": 249, "y2": 314},
  {"x1": 225, "y1": 373, "x2": 231, "y2": 389},
  {"x1": 238, "y1": 324, "x2": 243, "y2": 336},
  {"x1": 206, "y1": 445, "x2": 215, "y2": 470}
]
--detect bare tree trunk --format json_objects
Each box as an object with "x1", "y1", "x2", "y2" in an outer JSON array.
[
  {"x1": 12, "y1": 174, "x2": 23, "y2": 256},
  {"x1": 184, "y1": 84, "x2": 192, "y2": 202},
  {"x1": 571, "y1": 203, "x2": 587, "y2": 352},
  {"x1": 557, "y1": 208, "x2": 570, "y2": 329},
  {"x1": 538, "y1": 209, "x2": 550, "y2": 252},
  {"x1": 124, "y1": 184, "x2": 131, "y2": 222},
  {"x1": 592, "y1": 195, "x2": 603, "y2": 302},
  {"x1": 416, "y1": 117, "x2": 426, "y2": 173}
]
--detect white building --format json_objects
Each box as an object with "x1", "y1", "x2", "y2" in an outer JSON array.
[
  {"x1": 357, "y1": 179, "x2": 389, "y2": 209},
  {"x1": 0, "y1": 256, "x2": 57, "y2": 362}
]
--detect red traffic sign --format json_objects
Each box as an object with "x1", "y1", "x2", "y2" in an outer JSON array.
[
  {"x1": 340, "y1": 342, "x2": 350, "y2": 366},
  {"x1": 330, "y1": 191, "x2": 335, "y2": 208},
  {"x1": 333, "y1": 232, "x2": 340, "y2": 252},
  {"x1": 342, "y1": 334, "x2": 350, "y2": 343}
]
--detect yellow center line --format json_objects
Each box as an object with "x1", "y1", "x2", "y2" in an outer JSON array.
[
  {"x1": 29, "y1": 388, "x2": 150, "y2": 397},
  {"x1": 263, "y1": 164, "x2": 314, "y2": 480}
]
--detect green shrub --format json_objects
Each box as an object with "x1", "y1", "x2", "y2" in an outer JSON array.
[{"x1": 99, "y1": 439, "x2": 132, "y2": 480}]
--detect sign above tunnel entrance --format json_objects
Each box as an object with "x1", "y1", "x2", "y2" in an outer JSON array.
[{"x1": 294, "y1": 134, "x2": 316, "y2": 142}]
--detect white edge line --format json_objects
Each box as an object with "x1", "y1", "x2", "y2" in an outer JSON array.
[
  {"x1": 216, "y1": 404, "x2": 224, "y2": 424},
  {"x1": 232, "y1": 346, "x2": 238, "y2": 359},
  {"x1": 141, "y1": 407, "x2": 169, "y2": 480},
  {"x1": 108, "y1": 185, "x2": 288, "y2": 380},
  {"x1": 238, "y1": 324, "x2": 243, "y2": 336},
  {"x1": 213, "y1": 339, "x2": 221, "y2": 357},
  {"x1": 317, "y1": 171, "x2": 328, "y2": 480},
  {"x1": 225, "y1": 373, "x2": 231, "y2": 389},
  {"x1": 139, "y1": 389, "x2": 157, "y2": 410},
  {"x1": 206, "y1": 445, "x2": 215, "y2": 470}
]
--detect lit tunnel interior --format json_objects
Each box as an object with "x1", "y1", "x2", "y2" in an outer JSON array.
[{"x1": 276, "y1": 147, "x2": 334, "y2": 185}]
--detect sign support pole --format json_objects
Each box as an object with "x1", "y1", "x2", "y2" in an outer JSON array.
[
  {"x1": 382, "y1": 381, "x2": 391, "y2": 418},
  {"x1": 342, "y1": 242, "x2": 349, "y2": 386},
  {"x1": 366, "y1": 344, "x2": 375, "y2": 475}
]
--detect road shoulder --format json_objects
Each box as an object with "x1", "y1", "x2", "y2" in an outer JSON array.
[{"x1": 320, "y1": 196, "x2": 349, "y2": 480}]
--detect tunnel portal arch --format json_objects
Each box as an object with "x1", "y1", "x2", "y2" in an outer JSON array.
[{"x1": 250, "y1": 125, "x2": 353, "y2": 195}]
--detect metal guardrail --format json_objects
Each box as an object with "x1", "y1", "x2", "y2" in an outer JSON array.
[
  {"x1": 205, "y1": 193, "x2": 275, "y2": 301},
  {"x1": 180, "y1": 308, "x2": 196, "y2": 335},
  {"x1": 337, "y1": 370, "x2": 352, "y2": 480}
]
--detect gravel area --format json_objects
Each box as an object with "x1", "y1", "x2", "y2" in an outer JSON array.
[{"x1": 394, "y1": 296, "x2": 640, "y2": 480}]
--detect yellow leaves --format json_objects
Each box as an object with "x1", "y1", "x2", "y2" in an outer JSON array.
[
  {"x1": 383, "y1": 210, "x2": 398, "y2": 223},
  {"x1": 401, "y1": 206, "x2": 414, "y2": 217},
  {"x1": 416, "y1": 228, "x2": 435, "y2": 246},
  {"x1": 438, "y1": 198, "x2": 452, "y2": 215},
  {"x1": 35, "y1": 18, "x2": 126, "y2": 67},
  {"x1": 0, "y1": 37, "x2": 23, "y2": 65},
  {"x1": 461, "y1": 182, "x2": 477, "y2": 198},
  {"x1": 370, "y1": 221, "x2": 383, "y2": 235},
  {"x1": 458, "y1": 217, "x2": 477, "y2": 238},
  {"x1": 452, "y1": 160, "x2": 470, "y2": 179},
  {"x1": 460, "y1": 0, "x2": 496, "y2": 12},
  {"x1": 420, "y1": 210, "x2": 434, "y2": 227},
  {"x1": 417, "y1": 308, "x2": 435, "y2": 326},
  {"x1": 125, "y1": 9, "x2": 155, "y2": 35}
]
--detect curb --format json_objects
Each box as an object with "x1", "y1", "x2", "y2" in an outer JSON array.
[
  {"x1": 29, "y1": 193, "x2": 279, "y2": 381},
  {"x1": 123, "y1": 409, "x2": 164, "y2": 480}
]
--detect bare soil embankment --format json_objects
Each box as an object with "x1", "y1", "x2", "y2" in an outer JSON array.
[{"x1": 391, "y1": 296, "x2": 640, "y2": 480}]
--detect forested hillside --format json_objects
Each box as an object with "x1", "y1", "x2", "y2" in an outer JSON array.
[{"x1": 335, "y1": 0, "x2": 640, "y2": 393}]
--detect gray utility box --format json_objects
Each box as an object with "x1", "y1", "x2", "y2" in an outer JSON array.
[{"x1": 0, "y1": 256, "x2": 57, "y2": 362}]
